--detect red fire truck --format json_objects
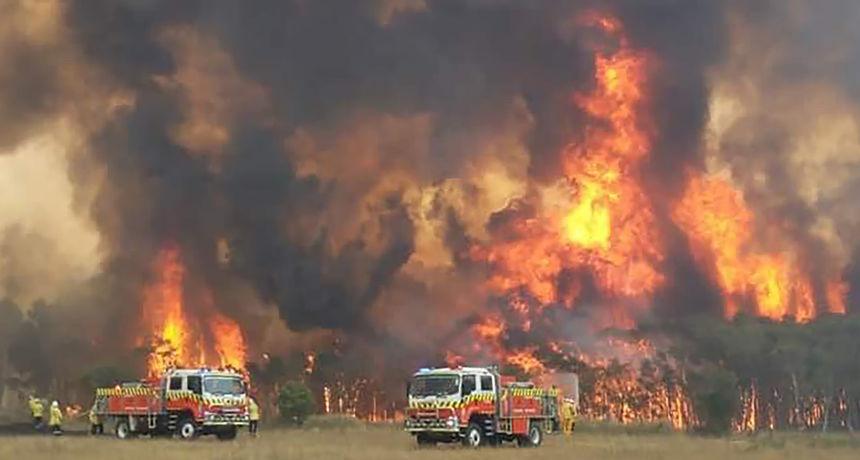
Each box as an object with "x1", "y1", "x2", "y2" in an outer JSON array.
[
  {"x1": 93, "y1": 368, "x2": 249, "y2": 440},
  {"x1": 404, "y1": 366, "x2": 561, "y2": 447}
]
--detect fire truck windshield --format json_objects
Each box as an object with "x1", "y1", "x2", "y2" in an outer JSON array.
[
  {"x1": 410, "y1": 374, "x2": 460, "y2": 397},
  {"x1": 203, "y1": 376, "x2": 245, "y2": 396}
]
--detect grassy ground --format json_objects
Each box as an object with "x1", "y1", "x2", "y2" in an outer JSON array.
[{"x1": 2, "y1": 418, "x2": 860, "y2": 460}]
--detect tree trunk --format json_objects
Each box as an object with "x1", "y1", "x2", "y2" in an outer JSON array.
[{"x1": 791, "y1": 373, "x2": 802, "y2": 430}]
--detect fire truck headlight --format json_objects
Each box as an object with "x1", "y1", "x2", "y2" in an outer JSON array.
[{"x1": 446, "y1": 416, "x2": 457, "y2": 428}]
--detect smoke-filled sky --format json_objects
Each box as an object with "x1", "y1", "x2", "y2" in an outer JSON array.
[{"x1": 2, "y1": 0, "x2": 860, "y2": 385}]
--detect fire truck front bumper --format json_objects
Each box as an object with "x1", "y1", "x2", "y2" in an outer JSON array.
[
  {"x1": 202, "y1": 411, "x2": 250, "y2": 426},
  {"x1": 404, "y1": 415, "x2": 460, "y2": 433}
]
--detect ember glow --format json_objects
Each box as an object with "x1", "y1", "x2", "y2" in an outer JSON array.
[{"x1": 142, "y1": 245, "x2": 247, "y2": 377}]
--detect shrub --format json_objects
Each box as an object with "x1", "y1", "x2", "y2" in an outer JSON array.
[{"x1": 277, "y1": 381, "x2": 317, "y2": 426}]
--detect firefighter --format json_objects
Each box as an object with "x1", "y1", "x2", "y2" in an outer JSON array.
[
  {"x1": 248, "y1": 396, "x2": 260, "y2": 436},
  {"x1": 49, "y1": 401, "x2": 63, "y2": 435},
  {"x1": 88, "y1": 403, "x2": 103, "y2": 435},
  {"x1": 561, "y1": 398, "x2": 577, "y2": 435},
  {"x1": 28, "y1": 395, "x2": 44, "y2": 430}
]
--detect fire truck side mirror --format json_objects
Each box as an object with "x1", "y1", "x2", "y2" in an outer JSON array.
[{"x1": 406, "y1": 381, "x2": 411, "y2": 399}]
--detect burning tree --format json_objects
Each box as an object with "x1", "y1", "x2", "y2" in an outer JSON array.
[{"x1": 140, "y1": 245, "x2": 247, "y2": 377}]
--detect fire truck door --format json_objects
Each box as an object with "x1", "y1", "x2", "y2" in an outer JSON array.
[
  {"x1": 480, "y1": 374, "x2": 499, "y2": 431},
  {"x1": 165, "y1": 376, "x2": 182, "y2": 411},
  {"x1": 187, "y1": 376, "x2": 202, "y2": 395}
]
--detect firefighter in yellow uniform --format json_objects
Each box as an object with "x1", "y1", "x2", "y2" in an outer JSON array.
[
  {"x1": 561, "y1": 399, "x2": 577, "y2": 435},
  {"x1": 248, "y1": 397, "x2": 260, "y2": 437},
  {"x1": 28, "y1": 396, "x2": 44, "y2": 430},
  {"x1": 89, "y1": 403, "x2": 104, "y2": 435},
  {"x1": 49, "y1": 401, "x2": 63, "y2": 435}
]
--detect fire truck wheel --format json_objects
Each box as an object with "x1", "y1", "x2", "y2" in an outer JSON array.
[
  {"x1": 115, "y1": 421, "x2": 132, "y2": 440},
  {"x1": 177, "y1": 418, "x2": 198, "y2": 440},
  {"x1": 518, "y1": 423, "x2": 542, "y2": 448},
  {"x1": 462, "y1": 423, "x2": 484, "y2": 448},
  {"x1": 216, "y1": 427, "x2": 238, "y2": 441},
  {"x1": 416, "y1": 433, "x2": 436, "y2": 447}
]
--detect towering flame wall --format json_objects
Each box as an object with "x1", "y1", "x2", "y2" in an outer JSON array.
[
  {"x1": 463, "y1": 13, "x2": 847, "y2": 375},
  {"x1": 141, "y1": 245, "x2": 247, "y2": 377}
]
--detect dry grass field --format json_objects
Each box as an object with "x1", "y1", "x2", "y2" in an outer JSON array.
[{"x1": 2, "y1": 418, "x2": 860, "y2": 460}]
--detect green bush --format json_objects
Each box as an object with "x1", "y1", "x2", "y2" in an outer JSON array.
[{"x1": 277, "y1": 381, "x2": 317, "y2": 426}]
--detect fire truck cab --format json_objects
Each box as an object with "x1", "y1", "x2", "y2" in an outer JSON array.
[
  {"x1": 94, "y1": 368, "x2": 249, "y2": 440},
  {"x1": 404, "y1": 366, "x2": 560, "y2": 447}
]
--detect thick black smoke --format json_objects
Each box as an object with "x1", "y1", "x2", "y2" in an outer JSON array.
[{"x1": 60, "y1": 0, "x2": 596, "y2": 340}]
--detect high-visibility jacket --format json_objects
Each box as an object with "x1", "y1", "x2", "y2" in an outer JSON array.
[
  {"x1": 29, "y1": 398, "x2": 44, "y2": 418},
  {"x1": 49, "y1": 405, "x2": 63, "y2": 426},
  {"x1": 88, "y1": 407, "x2": 100, "y2": 425},
  {"x1": 561, "y1": 401, "x2": 576, "y2": 433},
  {"x1": 248, "y1": 398, "x2": 260, "y2": 421},
  {"x1": 563, "y1": 401, "x2": 577, "y2": 418}
]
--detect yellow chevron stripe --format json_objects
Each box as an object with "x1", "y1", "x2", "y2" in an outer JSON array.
[
  {"x1": 408, "y1": 392, "x2": 498, "y2": 409},
  {"x1": 96, "y1": 387, "x2": 158, "y2": 397},
  {"x1": 162, "y1": 391, "x2": 246, "y2": 406},
  {"x1": 505, "y1": 388, "x2": 560, "y2": 397},
  {"x1": 97, "y1": 387, "x2": 251, "y2": 403}
]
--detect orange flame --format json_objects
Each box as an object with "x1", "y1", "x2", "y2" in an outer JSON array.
[
  {"x1": 672, "y1": 174, "x2": 829, "y2": 321},
  {"x1": 303, "y1": 351, "x2": 317, "y2": 375},
  {"x1": 209, "y1": 312, "x2": 247, "y2": 371},
  {"x1": 437, "y1": 12, "x2": 848, "y2": 433},
  {"x1": 472, "y1": 316, "x2": 505, "y2": 342},
  {"x1": 142, "y1": 245, "x2": 246, "y2": 376},
  {"x1": 471, "y1": 11, "x2": 663, "y2": 326},
  {"x1": 143, "y1": 246, "x2": 192, "y2": 376},
  {"x1": 826, "y1": 280, "x2": 848, "y2": 314},
  {"x1": 561, "y1": 19, "x2": 664, "y2": 299},
  {"x1": 505, "y1": 348, "x2": 546, "y2": 375},
  {"x1": 466, "y1": 15, "x2": 683, "y2": 425},
  {"x1": 64, "y1": 404, "x2": 83, "y2": 418},
  {"x1": 444, "y1": 350, "x2": 465, "y2": 368}
]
